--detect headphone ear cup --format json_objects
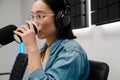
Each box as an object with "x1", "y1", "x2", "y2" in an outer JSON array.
[
  {"x1": 56, "y1": 10, "x2": 70, "y2": 28},
  {"x1": 56, "y1": 10, "x2": 64, "y2": 28},
  {"x1": 62, "y1": 13, "x2": 71, "y2": 27}
]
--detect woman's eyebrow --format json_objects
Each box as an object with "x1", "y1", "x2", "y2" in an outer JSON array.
[{"x1": 31, "y1": 10, "x2": 46, "y2": 14}]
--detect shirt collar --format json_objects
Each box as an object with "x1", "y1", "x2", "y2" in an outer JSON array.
[
  {"x1": 50, "y1": 39, "x2": 62, "y2": 55},
  {"x1": 40, "y1": 39, "x2": 63, "y2": 55}
]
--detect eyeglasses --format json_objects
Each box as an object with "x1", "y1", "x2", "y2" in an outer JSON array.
[{"x1": 27, "y1": 13, "x2": 55, "y2": 21}]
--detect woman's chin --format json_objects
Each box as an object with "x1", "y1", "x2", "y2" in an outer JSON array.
[{"x1": 37, "y1": 35, "x2": 45, "y2": 39}]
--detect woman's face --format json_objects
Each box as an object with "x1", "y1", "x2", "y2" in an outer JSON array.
[{"x1": 31, "y1": 0, "x2": 57, "y2": 39}]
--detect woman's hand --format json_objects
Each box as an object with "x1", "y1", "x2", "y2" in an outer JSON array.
[
  {"x1": 14, "y1": 21, "x2": 43, "y2": 74},
  {"x1": 14, "y1": 21, "x2": 38, "y2": 53}
]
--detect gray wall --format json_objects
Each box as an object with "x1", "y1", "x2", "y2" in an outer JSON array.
[
  {"x1": 0, "y1": 0, "x2": 21, "y2": 80},
  {"x1": 0, "y1": 0, "x2": 21, "y2": 27},
  {"x1": 21, "y1": 0, "x2": 34, "y2": 23}
]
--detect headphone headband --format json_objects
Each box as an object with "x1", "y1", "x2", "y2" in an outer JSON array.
[
  {"x1": 56, "y1": 0, "x2": 71, "y2": 28},
  {"x1": 64, "y1": 0, "x2": 70, "y2": 6},
  {"x1": 64, "y1": 0, "x2": 70, "y2": 13}
]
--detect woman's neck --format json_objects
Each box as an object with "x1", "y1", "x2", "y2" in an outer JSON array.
[{"x1": 46, "y1": 35, "x2": 56, "y2": 47}]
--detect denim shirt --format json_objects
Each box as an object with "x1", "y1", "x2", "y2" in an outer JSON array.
[{"x1": 29, "y1": 39, "x2": 90, "y2": 80}]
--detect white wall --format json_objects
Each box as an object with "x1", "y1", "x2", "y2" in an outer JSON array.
[
  {"x1": 0, "y1": 0, "x2": 21, "y2": 80},
  {"x1": 73, "y1": 22, "x2": 120, "y2": 80}
]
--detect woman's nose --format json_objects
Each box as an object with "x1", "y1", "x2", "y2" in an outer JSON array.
[{"x1": 33, "y1": 18, "x2": 39, "y2": 25}]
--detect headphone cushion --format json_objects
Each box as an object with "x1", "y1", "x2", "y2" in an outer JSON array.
[
  {"x1": 62, "y1": 13, "x2": 70, "y2": 26},
  {"x1": 56, "y1": 10, "x2": 70, "y2": 28},
  {"x1": 56, "y1": 10, "x2": 64, "y2": 28}
]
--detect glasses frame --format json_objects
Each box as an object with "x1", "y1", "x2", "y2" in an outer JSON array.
[{"x1": 27, "y1": 13, "x2": 55, "y2": 21}]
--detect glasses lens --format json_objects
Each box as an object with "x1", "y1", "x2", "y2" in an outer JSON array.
[
  {"x1": 27, "y1": 14, "x2": 54, "y2": 21},
  {"x1": 27, "y1": 14, "x2": 33, "y2": 21}
]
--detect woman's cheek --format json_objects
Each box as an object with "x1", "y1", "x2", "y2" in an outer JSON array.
[{"x1": 37, "y1": 24, "x2": 48, "y2": 38}]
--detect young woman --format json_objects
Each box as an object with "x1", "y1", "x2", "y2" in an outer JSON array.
[{"x1": 14, "y1": 0, "x2": 90, "y2": 80}]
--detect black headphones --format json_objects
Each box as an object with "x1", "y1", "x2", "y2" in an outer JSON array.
[{"x1": 56, "y1": 0, "x2": 71, "y2": 28}]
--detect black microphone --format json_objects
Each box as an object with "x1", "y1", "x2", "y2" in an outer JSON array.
[
  {"x1": 0, "y1": 22, "x2": 39, "y2": 48},
  {"x1": 0, "y1": 25, "x2": 17, "y2": 48}
]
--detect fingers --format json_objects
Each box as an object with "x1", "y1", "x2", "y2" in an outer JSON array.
[
  {"x1": 14, "y1": 21, "x2": 36, "y2": 37},
  {"x1": 14, "y1": 25, "x2": 26, "y2": 37},
  {"x1": 14, "y1": 30, "x2": 23, "y2": 36},
  {"x1": 15, "y1": 26, "x2": 27, "y2": 34},
  {"x1": 26, "y1": 21, "x2": 34, "y2": 31}
]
